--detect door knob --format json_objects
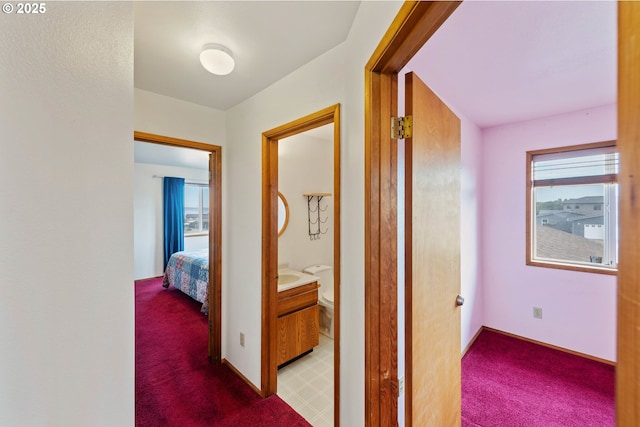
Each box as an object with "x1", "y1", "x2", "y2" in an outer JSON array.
[{"x1": 456, "y1": 295, "x2": 465, "y2": 306}]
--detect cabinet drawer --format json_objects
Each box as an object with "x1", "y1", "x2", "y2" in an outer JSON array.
[
  {"x1": 277, "y1": 304, "x2": 319, "y2": 366},
  {"x1": 277, "y1": 283, "x2": 318, "y2": 317}
]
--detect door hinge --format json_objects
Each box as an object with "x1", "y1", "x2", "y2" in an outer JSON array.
[{"x1": 391, "y1": 115, "x2": 412, "y2": 139}]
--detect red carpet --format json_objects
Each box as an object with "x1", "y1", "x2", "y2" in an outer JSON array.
[
  {"x1": 462, "y1": 329, "x2": 615, "y2": 427},
  {"x1": 135, "y1": 277, "x2": 311, "y2": 427}
]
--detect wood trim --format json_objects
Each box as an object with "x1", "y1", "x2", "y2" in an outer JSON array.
[
  {"x1": 365, "y1": 2, "x2": 640, "y2": 426},
  {"x1": 277, "y1": 191, "x2": 289, "y2": 237},
  {"x1": 365, "y1": 68, "x2": 398, "y2": 427},
  {"x1": 525, "y1": 140, "x2": 618, "y2": 276},
  {"x1": 261, "y1": 131, "x2": 279, "y2": 397},
  {"x1": 483, "y1": 327, "x2": 616, "y2": 366},
  {"x1": 366, "y1": 2, "x2": 462, "y2": 74},
  {"x1": 461, "y1": 327, "x2": 485, "y2": 358},
  {"x1": 332, "y1": 104, "x2": 342, "y2": 427},
  {"x1": 533, "y1": 174, "x2": 618, "y2": 187},
  {"x1": 209, "y1": 149, "x2": 222, "y2": 363},
  {"x1": 222, "y1": 359, "x2": 262, "y2": 395},
  {"x1": 134, "y1": 131, "x2": 219, "y2": 151},
  {"x1": 134, "y1": 276, "x2": 164, "y2": 283},
  {"x1": 261, "y1": 105, "x2": 341, "y2": 425},
  {"x1": 364, "y1": 2, "x2": 460, "y2": 426},
  {"x1": 525, "y1": 149, "x2": 534, "y2": 276},
  {"x1": 529, "y1": 140, "x2": 618, "y2": 188},
  {"x1": 617, "y1": 2, "x2": 640, "y2": 425},
  {"x1": 526, "y1": 139, "x2": 617, "y2": 157},
  {"x1": 526, "y1": 260, "x2": 617, "y2": 276},
  {"x1": 133, "y1": 131, "x2": 223, "y2": 363},
  {"x1": 262, "y1": 105, "x2": 338, "y2": 141}
]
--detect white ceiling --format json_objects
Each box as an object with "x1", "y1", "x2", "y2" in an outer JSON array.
[
  {"x1": 134, "y1": 1, "x2": 616, "y2": 167},
  {"x1": 134, "y1": 1, "x2": 361, "y2": 111}
]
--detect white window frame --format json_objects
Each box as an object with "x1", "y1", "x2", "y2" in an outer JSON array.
[
  {"x1": 184, "y1": 182, "x2": 209, "y2": 236},
  {"x1": 526, "y1": 141, "x2": 618, "y2": 275}
]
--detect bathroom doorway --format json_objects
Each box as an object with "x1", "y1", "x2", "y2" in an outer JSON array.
[
  {"x1": 277, "y1": 122, "x2": 335, "y2": 426},
  {"x1": 261, "y1": 104, "x2": 341, "y2": 426}
]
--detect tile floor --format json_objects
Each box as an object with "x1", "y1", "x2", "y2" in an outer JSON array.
[{"x1": 278, "y1": 334, "x2": 334, "y2": 427}]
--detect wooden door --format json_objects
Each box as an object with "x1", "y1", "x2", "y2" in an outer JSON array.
[{"x1": 404, "y1": 71, "x2": 461, "y2": 426}]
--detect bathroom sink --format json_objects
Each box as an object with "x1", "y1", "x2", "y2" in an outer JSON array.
[
  {"x1": 278, "y1": 274, "x2": 299, "y2": 285},
  {"x1": 277, "y1": 269, "x2": 320, "y2": 291}
]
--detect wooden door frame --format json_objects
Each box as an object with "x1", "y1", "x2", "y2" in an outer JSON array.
[
  {"x1": 364, "y1": 1, "x2": 640, "y2": 426},
  {"x1": 134, "y1": 131, "x2": 223, "y2": 363},
  {"x1": 261, "y1": 104, "x2": 341, "y2": 425},
  {"x1": 616, "y1": 2, "x2": 640, "y2": 425},
  {"x1": 364, "y1": 3, "x2": 461, "y2": 424}
]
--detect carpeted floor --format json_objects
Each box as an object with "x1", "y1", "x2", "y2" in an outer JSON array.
[
  {"x1": 462, "y1": 329, "x2": 615, "y2": 427},
  {"x1": 135, "y1": 277, "x2": 311, "y2": 427}
]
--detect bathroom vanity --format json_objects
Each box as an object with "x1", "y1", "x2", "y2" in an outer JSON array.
[{"x1": 276, "y1": 280, "x2": 320, "y2": 366}]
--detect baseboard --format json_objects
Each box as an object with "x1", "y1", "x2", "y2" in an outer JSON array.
[
  {"x1": 222, "y1": 358, "x2": 263, "y2": 397},
  {"x1": 462, "y1": 326, "x2": 485, "y2": 357},
  {"x1": 483, "y1": 326, "x2": 616, "y2": 366},
  {"x1": 134, "y1": 275, "x2": 163, "y2": 283}
]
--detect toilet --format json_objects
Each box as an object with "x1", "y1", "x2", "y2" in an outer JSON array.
[{"x1": 303, "y1": 264, "x2": 334, "y2": 339}]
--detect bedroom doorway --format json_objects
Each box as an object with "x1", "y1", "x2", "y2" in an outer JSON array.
[
  {"x1": 365, "y1": 2, "x2": 640, "y2": 426},
  {"x1": 133, "y1": 131, "x2": 222, "y2": 362},
  {"x1": 261, "y1": 104, "x2": 341, "y2": 426}
]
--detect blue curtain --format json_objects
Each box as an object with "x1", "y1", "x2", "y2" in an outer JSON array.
[{"x1": 163, "y1": 177, "x2": 185, "y2": 269}]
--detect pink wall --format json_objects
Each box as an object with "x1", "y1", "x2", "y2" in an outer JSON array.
[{"x1": 481, "y1": 104, "x2": 617, "y2": 361}]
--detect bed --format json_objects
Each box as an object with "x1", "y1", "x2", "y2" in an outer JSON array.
[{"x1": 162, "y1": 249, "x2": 209, "y2": 313}]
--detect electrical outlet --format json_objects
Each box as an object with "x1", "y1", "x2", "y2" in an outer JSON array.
[
  {"x1": 240, "y1": 332, "x2": 245, "y2": 347},
  {"x1": 533, "y1": 307, "x2": 543, "y2": 319}
]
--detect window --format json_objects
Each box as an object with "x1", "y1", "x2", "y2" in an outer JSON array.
[
  {"x1": 184, "y1": 183, "x2": 209, "y2": 235},
  {"x1": 527, "y1": 142, "x2": 618, "y2": 273}
]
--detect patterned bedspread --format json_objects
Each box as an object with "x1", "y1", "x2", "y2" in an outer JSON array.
[{"x1": 162, "y1": 249, "x2": 209, "y2": 313}]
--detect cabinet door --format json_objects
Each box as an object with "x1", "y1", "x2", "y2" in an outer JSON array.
[{"x1": 277, "y1": 305, "x2": 319, "y2": 366}]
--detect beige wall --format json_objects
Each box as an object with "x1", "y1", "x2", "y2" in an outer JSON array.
[
  {"x1": 0, "y1": 3, "x2": 134, "y2": 425},
  {"x1": 0, "y1": 2, "x2": 405, "y2": 426},
  {"x1": 224, "y1": 3, "x2": 403, "y2": 425}
]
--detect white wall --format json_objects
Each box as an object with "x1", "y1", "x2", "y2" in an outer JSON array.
[
  {"x1": 481, "y1": 104, "x2": 617, "y2": 361},
  {"x1": 0, "y1": 3, "x2": 134, "y2": 426},
  {"x1": 278, "y1": 132, "x2": 334, "y2": 273},
  {"x1": 224, "y1": 44, "x2": 347, "y2": 393},
  {"x1": 224, "y1": 2, "x2": 403, "y2": 425},
  {"x1": 134, "y1": 163, "x2": 209, "y2": 280},
  {"x1": 135, "y1": 88, "x2": 226, "y2": 146},
  {"x1": 132, "y1": 90, "x2": 225, "y2": 265}
]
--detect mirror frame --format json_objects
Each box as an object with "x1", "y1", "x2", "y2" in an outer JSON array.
[{"x1": 277, "y1": 191, "x2": 289, "y2": 237}]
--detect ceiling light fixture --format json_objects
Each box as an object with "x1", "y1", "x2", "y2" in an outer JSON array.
[{"x1": 199, "y1": 43, "x2": 235, "y2": 76}]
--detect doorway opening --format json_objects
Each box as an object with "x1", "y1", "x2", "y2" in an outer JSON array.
[
  {"x1": 134, "y1": 131, "x2": 222, "y2": 362},
  {"x1": 365, "y1": 2, "x2": 639, "y2": 426},
  {"x1": 261, "y1": 104, "x2": 341, "y2": 426}
]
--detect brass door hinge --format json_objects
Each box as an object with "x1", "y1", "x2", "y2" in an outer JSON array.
[{"x1": 391, "y1": 115, "x2": 412, "y2": 139}]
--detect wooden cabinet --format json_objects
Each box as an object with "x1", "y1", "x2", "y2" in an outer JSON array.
[{"x1": 277, "y1": 282, "x2": 319, "y2": 366}]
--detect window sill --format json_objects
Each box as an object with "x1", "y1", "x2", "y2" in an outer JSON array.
[
  {"x1": 185, "y1": 232, "x2": 209, "y2": 238},
  {"x1": 527, "y1": 259, "x2": 617, "y2": 276}
]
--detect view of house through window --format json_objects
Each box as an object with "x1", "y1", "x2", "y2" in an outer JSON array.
[
  {"x1": 528, "y1": 143, "x2": 618, "y2": 272},
  {"x1": 184, "y1": 183, "x2": 209, "y2": 235}
]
